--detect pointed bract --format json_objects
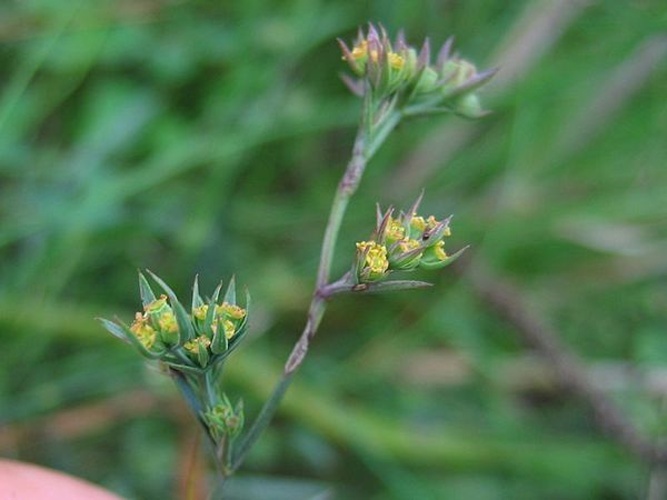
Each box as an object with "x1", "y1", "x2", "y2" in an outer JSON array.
[
  {"x1": 191, "y1": 275, "x2": 204, "y2": 310},
  {"x1": 138, "y1": 271, "x2": 157, "y2": 308},
  {"x1": 224, "y1": 275, "x2": 237, "y2": 305}
]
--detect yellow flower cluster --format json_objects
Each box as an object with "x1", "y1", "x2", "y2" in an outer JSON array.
[
  {"x1": 353, "y1": 196, "x2": 464, "y2": 284},
  {"x1": 339, "y1": 24, "x2": 495, "y2": 118},
  {"x1": 356, "y1": 240, "x2": 389, "y2": 277},
  {"x1": 102, "y1": 272, "x2": 250, "y2": 372},
  {"x1": 128, "y1": 291, "x2": 247, "y2": 366},
  {"x1": 129, "y1": 312, "x2": 157, "y2": 349}
]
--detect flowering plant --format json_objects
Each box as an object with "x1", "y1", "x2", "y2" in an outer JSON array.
[{"x1": 101, "y1": 23, "x2": 493, "y2": 486}]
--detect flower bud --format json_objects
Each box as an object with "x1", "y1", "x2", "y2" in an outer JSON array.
[
  {"x1": 142, "y1": 295, "x2": 180, "y2": 345},
  {"x1": 204, "y1": 396, "x2": 245, "y2": 440},
  {"x1": 452, "y1": 93, "x2": 485, "y2": 118}
]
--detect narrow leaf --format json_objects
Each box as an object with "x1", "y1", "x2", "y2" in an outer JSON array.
[
  {"x1": 203, "y1": 296, "x2": 218, "y2": 335},
  {"x1": 197, "y1": 340, "x2": 210, "y2": 368},
  {"x1": 363, "y1": 280, "x2": 433, "y2": 293},
  {"x1": 419, "y1": 245, "x2": 469, "y2": 270},
  {"x1": 210, "y1": 317, "x2": 229, "y2": 355},
  {"x1": 223, "y1": 275, "x2": 237, "y2": 305},
  {"x1": 98, "y1": 318, "x2": 131, "y2": 342},
  {"x1": 191, "y1": 274, "x2": 204, "y2": 310},
  {"x1": 210, "y1": 281, "x2": 223, "y2": 303},
  {"x1": 138, "y1": 271, "x2": 157, "y2": 308}
]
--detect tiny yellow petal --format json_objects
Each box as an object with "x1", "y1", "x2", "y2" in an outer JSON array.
[
  {"x1": 388, "y1": 52, "x2": 404, "y2": 69},
  {"x1": 411, "y1": 216, "x2": 426, "y2": 232},
  {"x1": 184, "y1": 335, "x2": 211, "y2": 354},
  {"x1": 193, "y1": 304, "x2": 209, "y2": 321},
  {"x1": 130, "y1": 313, "x2": 157, "y2": 349},
  {"x1": 385, "y1": 218, "x2": 405, "y2": 242},
  {"x1": 216, "y1": 302, "x2": 247, "y2": 321},
  {"x1": 158, "y1": 311, "x2": 178, "y2": 334},
  {"x1": 435, "y1": 241, "x2": 448, "y2": 261},
  {"x1": 351, "y1": 40, "x2": 368, "y2": 59},
  {"x1": 398, "y1": 238, "x2": 421, "y2": 253},
  {"x1": 145, "y1": 295, "x2": 168, "y2": 313},
  {"x1": 223, "y1": 320, "x2": 237, "y2": 340}
]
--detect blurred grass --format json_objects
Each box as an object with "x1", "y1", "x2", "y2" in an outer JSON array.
[{"x1": 1, "y1": 0, "x2": 666, "y2": 498}]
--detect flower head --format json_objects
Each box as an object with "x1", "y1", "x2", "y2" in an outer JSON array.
[
  {"x1": 338, "y1": 23, "x2": 496, "y2": 118},
  {"x1": 352, "y1": 193, "x2": 467, "y2": 284},
  {"x1": 100, "y1": 272, "x2": 250, "y2": 371},
  {"x1": 204, "y1": 394, "x2": 244, "y2": 440}
]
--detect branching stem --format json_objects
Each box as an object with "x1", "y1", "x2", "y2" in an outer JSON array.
[{"x1": 230, "y1": 93, "x2": 401, "y2": 471}]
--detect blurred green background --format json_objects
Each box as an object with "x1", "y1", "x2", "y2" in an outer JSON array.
[{"x1": 1, "y1": 1, "x2": 666, "y2": 498}]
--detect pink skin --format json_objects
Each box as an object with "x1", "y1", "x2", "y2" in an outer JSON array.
[{"x1": 0, "y1": 459, "x2": 125, "y2": 500}]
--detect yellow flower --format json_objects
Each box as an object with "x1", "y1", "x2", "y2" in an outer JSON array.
[
  {"x1": 144, "y1": 294, "x2": 168, "y2": 313},
  {"x1": 385, "y1": 217, "x2": 405, "y2": 242},
  {"x1": 351, "y1": 40, "x2": 368, "y2": 60},
  {"x1": 216, "y1": 302, "x2": 247, "y2": 321},
  {"x1": 223, "y1": 320, "x2": 237, "y2": 340},
  {"x1": 211, "y1": 319, "x2": 238, "y2": 340},
  {"x1": 193, "y1": 304, "x2": 208, "y2": 321},
  {"x1": 184, "y1": 335, "x2": 211, "y2": 355},
  {"x1": 130, "y1": 312, "x2": 157, "y2": 349},
  {"x1": 410, "y1": 216, "x2": 426, "y2": 232},
  {"x1": 398, "y1": 238, "x2": 421, "y2": 253},
  {"x1": 388, "y1": 52, "x2": 405, "y2": 70},
  {"x1": 357, "y1": 241, "x2": 389, "y2": 275},
  {"x1": 434, "y1": 240, "x2": 447, "y2": 261},
  {"x1": 158, "y1": 311, "x2": 178, "y2": 334}
]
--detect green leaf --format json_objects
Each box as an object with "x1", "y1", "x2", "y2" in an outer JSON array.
[
  {"x1": 223, "y1": 275, "x2": 236, "y2": 305},
  {"x1": 197, "y1": 339, "x2": 210, "y2": 368},
  {"x1": 138, "y1": 271, "x2": 157, "y2": 308},
  {"x1": 210, "y1": 281, "x2": 223, "y2": 303},
  {"x1": 419, "y1": 245, "x2": 468, "y2": 270},
  {"x1": 203, "y1": 297, "x2": 218, "y2": 336},
  {"x1": 238, "y1": 287, "x2": 251, "y2": 332},
  {"x1": 210, "y1": 316, "x2": 229, "y2": 355},
  {"x1": 98, "y1": 317, "x2": 131, "y2": 342},
  {"x1": 100, "y1": 318, "x2": 164, "y2": 359},
  {"x1": 191, "y1": 274, "x2": 204, "y2": 310},
  {"x1": 363, "y1": 280, "x2": 433, "y2": 293},
  {"x1": 163, "y1": 359, "x2": 203, "y2": 376}
]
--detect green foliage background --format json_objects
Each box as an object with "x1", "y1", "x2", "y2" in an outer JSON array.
[{"x1": 1, "y1": 1, "x2": 666, "y2": 498}]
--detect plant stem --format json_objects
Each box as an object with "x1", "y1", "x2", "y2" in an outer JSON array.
[
  {"x1": 229, "y1": 93, "x2": 402, "y2": 472},
  {"x1": 230, "y1": 372, "x2": 293, "y2": 472}
]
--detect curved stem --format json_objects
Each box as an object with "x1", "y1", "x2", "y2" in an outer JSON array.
[
  {"x1": 316, "y1": 128, "x2": 367, "y2": 288},
  {"x1": 230, "y1": 93, "x2": 403, "y2": 473}
]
